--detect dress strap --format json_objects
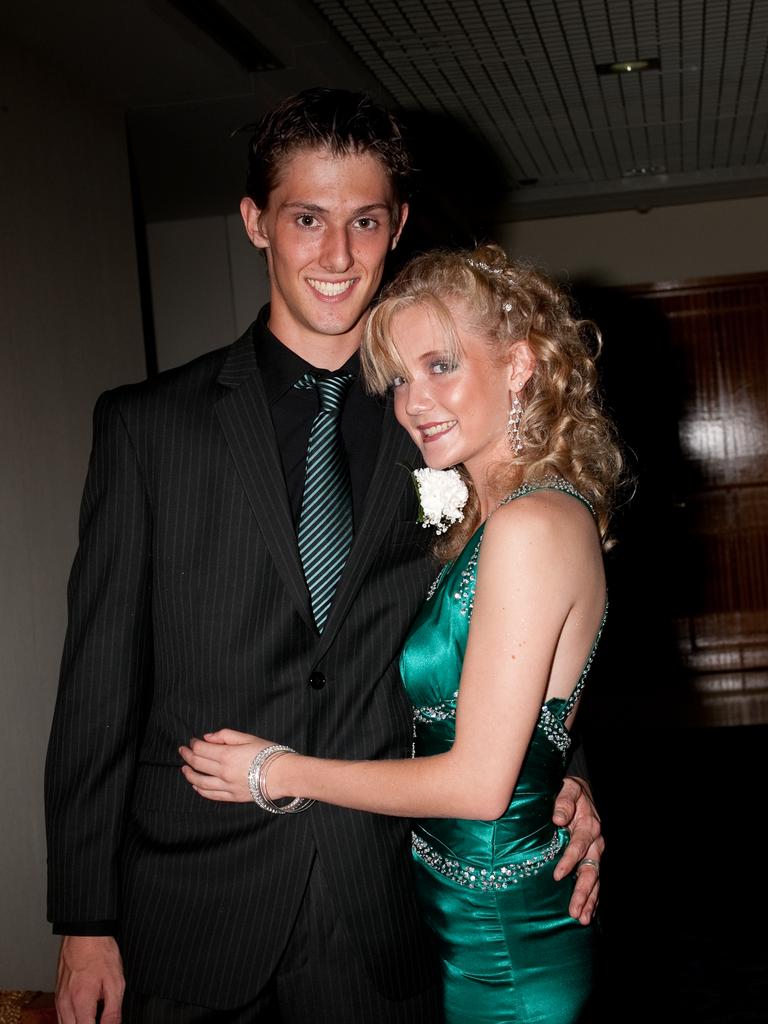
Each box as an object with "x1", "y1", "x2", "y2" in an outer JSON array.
[
  {"x1": 536, "y1": 601, "x2": 608, "y2": 753},
  {"x1": 558, "y1": 601, "x2": 609, "y2": 722},
  {"x1": 495, "y1": 475, "x2": 596, "y2": 518}
]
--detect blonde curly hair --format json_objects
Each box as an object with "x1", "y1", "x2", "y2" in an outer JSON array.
[{"x1": 361, "y1": 242, "x2": 625, "y2": 558}]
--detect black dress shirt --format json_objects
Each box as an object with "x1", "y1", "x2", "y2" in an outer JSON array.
[{"x1": 253, "y1": 306, "x2": 385, "y2": 529}]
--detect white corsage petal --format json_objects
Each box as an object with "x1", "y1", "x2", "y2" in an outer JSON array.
[{"x1": 412, "y1": 467, "x2": 469, "y2": 535}]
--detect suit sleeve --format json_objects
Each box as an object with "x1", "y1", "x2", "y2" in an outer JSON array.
[
  {"x1": 566, "y1": 737, "x2": 591, "y2": 784},
  {"x1": 45, "y1": 390, "x2": 153, "y2": 925}
]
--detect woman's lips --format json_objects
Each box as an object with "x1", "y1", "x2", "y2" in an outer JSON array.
[{"x1": 418, "y1": 420, "x2": 457, "y2": 442}]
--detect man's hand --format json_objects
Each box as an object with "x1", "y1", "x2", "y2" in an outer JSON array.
[
  {"x1": 55, "y1": 935, "x2": 125, "y2": 1024},
  {"x1": 552, "y1": 775, "x2": 605, "y2": 925}
]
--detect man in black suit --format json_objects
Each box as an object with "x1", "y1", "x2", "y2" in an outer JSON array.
[{"x1": 46, "y1": 88, "x2": 603, "y2": 1023}]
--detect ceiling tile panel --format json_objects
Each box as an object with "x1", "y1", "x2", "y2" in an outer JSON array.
[
  {"x1": 580, "y1": 0, "x2": 615, "y2": 64},
  {"x1": 605, "y1": 0, "x2": 639, "y2": 62},
  {"x1": 310, "y1": 0, "x2": 768, "y2": 215}
]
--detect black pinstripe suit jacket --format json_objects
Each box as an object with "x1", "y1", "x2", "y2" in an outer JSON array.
[{"x1": 45, "y1": 324, "x2": 439, "y2": 1008}]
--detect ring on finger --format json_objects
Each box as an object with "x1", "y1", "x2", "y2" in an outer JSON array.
[{"x1": 577, "y1": 857, "x2": 600, "y2": 874}]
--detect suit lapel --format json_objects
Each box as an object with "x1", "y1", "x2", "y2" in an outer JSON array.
[
  {"x1": 214, "y1": 329, "x2": 315, "y2": 632},
  {"x1": 315, "y1": 399, "x2": 419, "y2": 659}
]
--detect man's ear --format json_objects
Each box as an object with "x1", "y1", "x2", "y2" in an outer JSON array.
[
  {"x1": 240, "y1": 196, "x2": 269, "y2": 250},
  {"x1": 390, "y1": 202, "x2": 409, "y2": 250}
]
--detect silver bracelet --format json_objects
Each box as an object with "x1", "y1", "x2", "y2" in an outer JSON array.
[{"x1": 247, "y1": 744, "x2": 314, "y2": 814}]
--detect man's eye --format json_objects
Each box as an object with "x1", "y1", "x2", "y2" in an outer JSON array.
[
  {"x1": 355, "y1": 217, "x2": 378, "y2": 229},
  {"x1": 297, "y1": 214, "x2": 319, "y2": 228}
]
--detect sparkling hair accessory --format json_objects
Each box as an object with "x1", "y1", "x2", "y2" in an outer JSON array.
[
  {"x1": 467, "y1": 257, "x2": 514, "y2": 313},
  {"x1": 466, "y1": 256, "x2": 503, "y2": 274}
]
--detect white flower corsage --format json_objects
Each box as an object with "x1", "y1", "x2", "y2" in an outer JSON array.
[{"x1": 411, "y1": 467, "x2": 469, "y2": 535}]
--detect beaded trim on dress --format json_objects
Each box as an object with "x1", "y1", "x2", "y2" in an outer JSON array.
[
  {"x1": 493, "y1": 474, "x2": 595, "y2": 517},
  {"x1": 412, "y1": 830, "x2": 564, "y2": 891}
]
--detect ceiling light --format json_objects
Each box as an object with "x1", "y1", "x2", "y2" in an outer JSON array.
[
  {"x1": 622, "y1": 165, "x2": 665, "y2": 178},
  {"x1": 596, "y1": 58, "x2": 660, "y2": 75}
]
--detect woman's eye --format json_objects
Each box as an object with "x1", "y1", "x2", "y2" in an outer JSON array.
[
  {"x1": 432, "y1": 360, "x2": 457, "y2": 374},
  {"x1": 390, "y1": 375, "x2": 406, "y2": 389}
]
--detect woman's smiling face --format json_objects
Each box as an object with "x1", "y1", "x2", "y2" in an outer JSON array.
[{"x1": 389, "y1": 300, "x2": 531, "y2": 486}]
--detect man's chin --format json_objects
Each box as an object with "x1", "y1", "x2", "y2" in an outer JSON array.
[{"x1": 308, "y1": 307, "x2": 372, "y2": 339}]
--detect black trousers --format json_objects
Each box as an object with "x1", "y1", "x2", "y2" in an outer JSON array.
[{"x1": 122, "y1": 856, "x2": 443, "y2": 1023}]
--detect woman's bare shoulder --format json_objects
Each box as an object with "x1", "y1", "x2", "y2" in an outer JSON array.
[{"x1": 484, "y1": 486, "x2": 595, "y2": 549}]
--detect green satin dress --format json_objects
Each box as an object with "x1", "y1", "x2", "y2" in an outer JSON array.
[{"x1": 401, "y1": 479, "x2": 604, "y2": 1024}]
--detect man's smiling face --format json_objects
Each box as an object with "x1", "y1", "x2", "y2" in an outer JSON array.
[{"x1": 242, "y1": 146, "x2": 407, "y2": 365}]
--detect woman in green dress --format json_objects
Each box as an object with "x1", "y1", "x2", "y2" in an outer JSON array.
[{"x1": 180, "y1": 243, "x2": 624, "y2": 1023}]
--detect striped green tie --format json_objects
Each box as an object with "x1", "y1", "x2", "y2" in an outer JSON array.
[{"x1": 295, "y1": 372, "x2": 355, "y2": 631}]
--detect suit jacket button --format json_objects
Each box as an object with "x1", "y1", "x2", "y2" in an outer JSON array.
[{"x1": 309, "y1": 671, "x2": 326, "y2": 690}]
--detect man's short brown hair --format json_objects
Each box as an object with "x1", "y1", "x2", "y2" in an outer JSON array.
[{"x1": 244, "y1": 87, "x2": 412, "y2": 222}]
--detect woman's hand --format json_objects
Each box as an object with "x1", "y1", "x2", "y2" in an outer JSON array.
[{"x1": 179, "y1": 729, "x2": 275, "y2": 802}]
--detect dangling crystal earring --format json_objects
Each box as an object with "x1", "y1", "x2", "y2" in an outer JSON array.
[{"x1": 506, "y1": 394, "x2": 524, "y2": 454}]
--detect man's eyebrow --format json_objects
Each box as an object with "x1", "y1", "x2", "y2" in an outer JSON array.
[{"x1": 281, "y1": 201, "x2": 392, "y2": 214}]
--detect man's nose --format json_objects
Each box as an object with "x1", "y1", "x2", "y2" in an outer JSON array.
[{"x1": 319, "y1": 226, "x2": 354, "y2": 274}]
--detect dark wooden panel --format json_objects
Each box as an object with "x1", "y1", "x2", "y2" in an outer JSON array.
[{"x1": 616, "y1": 275, "x2": 768, "y2": 725}]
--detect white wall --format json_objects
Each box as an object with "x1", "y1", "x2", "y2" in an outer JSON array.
[
  {"x1": 145, "y1": 193, "x2": 768, "y2": 374},
  {"x1": 147, "y1": 214, "x2": 269, "y2": 371},
  {"x1": 0, "y1": 42, "x2": 146, "y2": 986},
  {"x1": 498, "y1": 195, "x2": 768, "y2": 286}
]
